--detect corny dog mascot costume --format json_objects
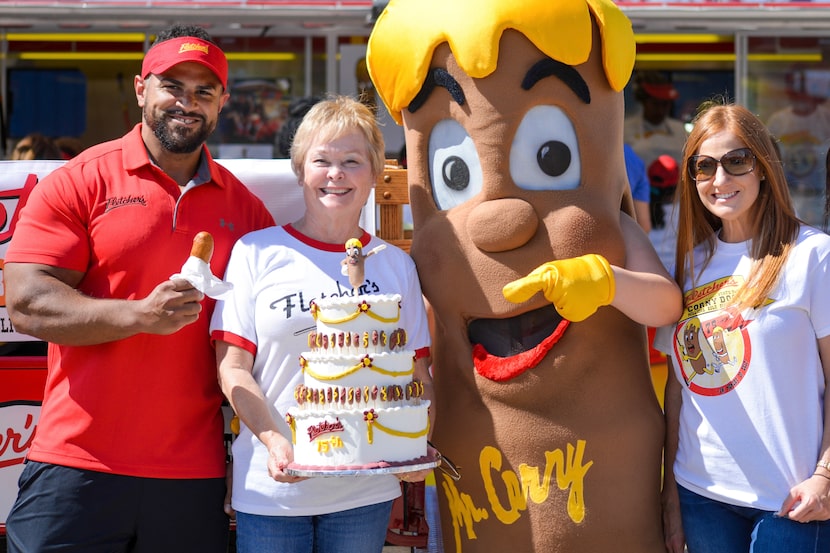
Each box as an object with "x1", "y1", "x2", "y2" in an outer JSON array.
[{"x1": 368, "y1": 0, "x2": 673, "y2": 551}]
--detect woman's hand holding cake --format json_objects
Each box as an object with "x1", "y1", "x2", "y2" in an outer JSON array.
[{"x1": 263, "y1": 430, "x2": 306, "y2": 483}]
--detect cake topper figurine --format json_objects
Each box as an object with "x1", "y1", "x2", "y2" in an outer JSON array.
[{"x1": 341, "y1": 238, "x2": 386, "y2": 289}]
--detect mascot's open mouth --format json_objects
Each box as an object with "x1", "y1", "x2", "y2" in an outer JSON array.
[{"x1": 468, "y1": 304, "x2": 570, "y2": 382}]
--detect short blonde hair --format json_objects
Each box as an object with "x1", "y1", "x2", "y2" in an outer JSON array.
[{"x1": 290, "y1": 95, "x2": 386, "y2": 183}]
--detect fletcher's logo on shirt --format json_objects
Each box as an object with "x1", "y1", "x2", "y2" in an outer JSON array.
[
  {"x1": 270, "y1": 280, "x2": 381, "y2": 320},
  {"x1": 105, "y1": 195, "x2": 147, "y2": 212}
]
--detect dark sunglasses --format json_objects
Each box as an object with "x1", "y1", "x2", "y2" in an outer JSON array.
[{"x1": 688, "y1": 148, "x2": 756, "y2": 181}]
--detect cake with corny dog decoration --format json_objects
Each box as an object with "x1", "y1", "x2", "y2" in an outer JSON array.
[{"x1": 285, "y1": 240, "x2": 432, "y2": 472}]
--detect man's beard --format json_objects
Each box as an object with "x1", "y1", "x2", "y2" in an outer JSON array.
[{"x1": 145, "y1": 108, "x2": 214, "y2": 154}]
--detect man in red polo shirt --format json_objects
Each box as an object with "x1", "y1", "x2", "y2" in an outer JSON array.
[{"x1": 3, "y1": 24, "x2": 274, "y2": 553}]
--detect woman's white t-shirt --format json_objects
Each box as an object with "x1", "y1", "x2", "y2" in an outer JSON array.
[
  {"x1": 211, "y1": 225, "x2": 430, "y2": 516},
  {"x1": 654, "y1": 225, "x2": 830, "y2": 510}
]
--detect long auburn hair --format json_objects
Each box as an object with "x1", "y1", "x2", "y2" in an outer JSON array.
[{"x1": 674, "y1": 102, "x2": 800, "y2": 310}]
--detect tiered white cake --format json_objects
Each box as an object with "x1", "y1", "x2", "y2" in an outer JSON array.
[{"x1": 286, "y1": 294, "x2": 430, "y2": 470}]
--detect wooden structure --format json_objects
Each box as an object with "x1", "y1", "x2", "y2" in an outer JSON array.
[{"x1": 375, "y1": 162, "x2": 412, "y2": 252}]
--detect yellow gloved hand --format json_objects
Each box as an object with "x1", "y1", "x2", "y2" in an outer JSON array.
[{"x1": 502, "y1": 254, "x2": 616, "y2": 322}]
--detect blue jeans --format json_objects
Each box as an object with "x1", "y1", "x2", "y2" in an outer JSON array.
[
  {"x1": 235, "y1": 500, "x2": 394, "y2": 553},
  {"x1": 678, "y1": 484, "x2": 830, "y2": 553}
]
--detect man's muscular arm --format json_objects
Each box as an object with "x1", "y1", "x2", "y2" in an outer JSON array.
[{"x1": 4, "y1": 262, "x2": 204, "y2": 346}]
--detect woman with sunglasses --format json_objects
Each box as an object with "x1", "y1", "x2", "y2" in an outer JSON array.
[{"x1": 656, "y1": 102, "x2": 830, "y2": 553}]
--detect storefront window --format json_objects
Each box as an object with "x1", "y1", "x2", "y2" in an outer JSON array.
[
  {"x1": 745, "y1": 35, "x2": 830, "y2": 230},
  {"x1": 212, "y1": 35, "x2": 329, "y2": 158},
  {"x1": 2, "y1": 33, "x2": 339, "y2": 159}
]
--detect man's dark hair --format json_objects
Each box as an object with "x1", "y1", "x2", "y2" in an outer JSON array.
[{"x1": 152, "y1": 23, "x2": 215, "y2": 46}]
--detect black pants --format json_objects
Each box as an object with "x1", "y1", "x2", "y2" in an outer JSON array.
[{"x1": 6, "y1": 461, "x2": 229, "y2": 553}]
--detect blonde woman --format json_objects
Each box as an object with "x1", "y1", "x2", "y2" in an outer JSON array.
[{"x1": 211, "y1": 95, "x2": 433, "y2": 553}]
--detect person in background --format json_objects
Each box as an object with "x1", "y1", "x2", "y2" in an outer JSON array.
[
  {"x1": 9, "y1": 132, "x2": 61, "y2": 160},
  {"x1": 55, "y1": 135, "x2": 84, "y2": 159},
  {"x1": 275, "y1": 95, "x2": 322, "y2": 158},
  {"x1": 212, "y1": 94, "x2": 434, "y2": 553},
  {"x1": 624, "y1": 71, "x2": 688, "y2": 229},
  {"x1": 647, "y1": 154, "x2": 680, "y2": 229},
  {"x1": 624, "y1": 143, "x2": 652, "y2": 233},
  {"x1": 3, "y1": 23, "x2": 275, "y2": 553},
  {"x1": 657, "y1": 102, "x2": 830, "y2": 553},
  {"x1": 767, "y1": 67, "x2": 830, "y2": 227}
]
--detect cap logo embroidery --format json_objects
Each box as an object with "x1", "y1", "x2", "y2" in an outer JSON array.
[
  {"x1": 141, "y1": 36, "x2": 228, "y2": 88},
  {"x1": 178, "y1": 42, "x2": 209, "y2": 55}
]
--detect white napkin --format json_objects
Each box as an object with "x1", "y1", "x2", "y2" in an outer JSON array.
[{"x1": 170, "y1": 256, "x2": 233, "y2": 299}]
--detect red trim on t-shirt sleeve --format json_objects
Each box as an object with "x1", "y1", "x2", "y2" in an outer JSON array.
[
  {"x1": 414, "y1": 347, "x2": 430, "y2": 360},
  {"x1": 210, "y1": 330, "x2": 257, "y2": 356}
]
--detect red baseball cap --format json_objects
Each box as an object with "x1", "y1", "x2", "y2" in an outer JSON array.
[
  {"x1": 648, "y1": 155, "x2": 679, "y2": 188},
  {"x1": 142, "y1": 36, "x2": 228, "y2": 89},
  {"x1": 641, "y1": 82, "x2": 679, "y2": 101}
]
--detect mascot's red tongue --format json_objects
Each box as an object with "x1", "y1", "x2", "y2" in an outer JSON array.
[{"x1": 472, "y1": 319, "x2": 570, "y2": 381}]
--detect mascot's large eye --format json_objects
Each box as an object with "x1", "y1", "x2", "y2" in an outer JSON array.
[
  {"x1": 537, "y1": 141, "x2": 571, "y2": 177},
  {"x1": 510, "y1": 105, "x2": 580, "y2": 191},
  {"x1": 428, "y1": 119, "x2": 483, "y2": 210},
  {"x1": 442, "y1": 156, "x2": 469, "y2": 191}
]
